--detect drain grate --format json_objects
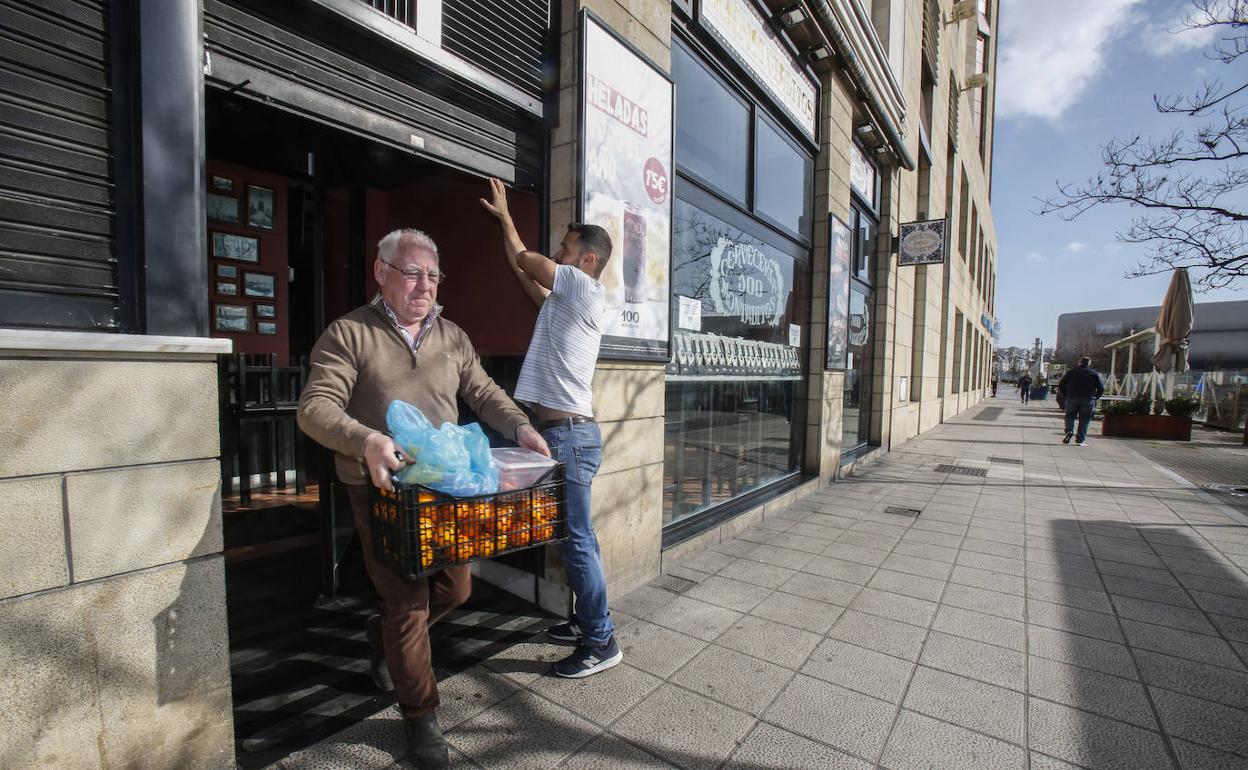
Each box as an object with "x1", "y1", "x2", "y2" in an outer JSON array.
[
  {"x1": 974, "y1": 408, "x2": 1004, "y2": 421},
  {"x1": 1204, "y1": 483, "x2": 1248, "y2": 498},
  {"x1": 885, "y1": 506, "x2": 922, "y2": 517},
  {"x1": 653, "y1": 574, "x2": 699, "y2": 594},
  {"x1": 935, "y1": 464, "x2": 988, "y2": 477},
  {"x1": 989, "y1": 457, "x2": 1024, "y2": 466}
]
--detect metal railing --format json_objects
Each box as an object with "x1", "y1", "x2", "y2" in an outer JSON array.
[
  {"x1": 922, "y1": 0, "x2": 940, "y2": 75},
  {"x1": 365, "y1": 0, "x2": 415, "y2": 28}
]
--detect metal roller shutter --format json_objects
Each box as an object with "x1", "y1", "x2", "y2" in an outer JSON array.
[
  {"x1": 0, "y1": 0, "x2": 119, "y2": 330},
  {"x1": 441, "y1": 0, "x2": 549, "y2": 99},
  {"x1": 204, "y1": 0, "x2": 546, "y2": 187}
]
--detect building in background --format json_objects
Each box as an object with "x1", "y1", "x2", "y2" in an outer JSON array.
[
  {"x1": 1056, "y1": 300, "x2": 1248, "y2": 372},
  {"x1": 0, "y1": 1, "x2": 999, "y2": 766}
]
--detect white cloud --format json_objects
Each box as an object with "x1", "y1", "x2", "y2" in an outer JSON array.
[
  {"x1": 1064, "y1": 241, "x2": 1087, "y2": 254},
  {"x1": 997, "y1": 0, "x2": 1144, "y2": 122},
  {"x1": 1025, "y1": 251, "x2": 1047, "y2": 263},
  {"x1": 1144, "y1": 8, "x2": 1218, "y2": 55}
]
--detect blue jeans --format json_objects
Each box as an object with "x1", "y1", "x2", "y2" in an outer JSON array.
[
  {"x1": 542, "y1": 421, "x2": 613, "y2": 646},
  {"x1": 1064, "y1": 397, "x2": 1095, "y2": 442}
]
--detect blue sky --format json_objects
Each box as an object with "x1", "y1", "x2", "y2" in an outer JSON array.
[{"x1": 991, "y1": 0, "x2": 1243, "y2": 349}]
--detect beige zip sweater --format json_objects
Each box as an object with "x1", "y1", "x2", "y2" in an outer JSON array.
[{"x1": 297, "y1": 301, "x2": 531, "y2": 485}]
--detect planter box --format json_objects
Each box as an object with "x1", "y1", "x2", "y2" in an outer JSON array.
[{"x1": 1102, "y1": 413, "x2": 1192, "y2": 441}]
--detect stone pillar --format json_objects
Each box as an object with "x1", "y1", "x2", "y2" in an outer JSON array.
[{"x1": 0, "y1": 330, "x2": 234, "y2": 770}]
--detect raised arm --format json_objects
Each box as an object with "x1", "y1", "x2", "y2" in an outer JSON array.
[{"x1": 480, "y1": 177, "x2": 550, "y2": 307}]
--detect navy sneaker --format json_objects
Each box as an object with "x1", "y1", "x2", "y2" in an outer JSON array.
[
  {"x1": 546, "y1": 620, "x2": 583, "y2": 642},
  {"x1": 552, "y1": 637, "x2": 623, "y2": 678}
]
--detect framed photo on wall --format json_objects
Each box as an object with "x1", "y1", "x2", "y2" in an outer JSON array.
[
  {"x1": 211, "y1": 175, "x2": 234, "y2": 193},
  {"x1": 257, "y1": 321, "x2": 277, "y2": 335},
  {"x1": 255, "y1": 303, "x2": 276, "y2": 318},
  {"x1": 216, "y1": 264, "x2": 237, "y2": 278},
  {"x1": 578, "y1": 10, "x2": 674, "y2": 362},
  {"x1": 216, "y1": 281, "x2": 237, "y2": 296},
  {"x1": 214, "y1": 303, "x2": 249, "y2": 333},
  {"x1": 243, "y1": 272, "x2": 276, "y2": 298},
  {"x1": 207, "y1": 193, "x2": 239, "y2": 223},
  {"x1": 211, "y1": 232, "x2": 259, "y2": 263},
  {"x1": 247, "y1": 185, "x2": 274, "y2": 230}
]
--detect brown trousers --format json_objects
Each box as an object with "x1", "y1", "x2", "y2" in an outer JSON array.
[{"x1": 347, "y1": 484, "x2": 471, "y2": 718}]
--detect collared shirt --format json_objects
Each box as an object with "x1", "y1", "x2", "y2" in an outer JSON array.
[
  {"x1": 375, "y1": 294, "x2": 442, "y2": 353},
  {"x1": 514, "y1": 264, "x2": 606, "y2": 417}
]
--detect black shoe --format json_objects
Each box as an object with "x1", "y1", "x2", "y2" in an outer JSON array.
[
  {"x1": 552, "y1": 636, "x2": 623, "y2": 678},
  {"x1": 404, "y1": 715, "x2": 450, "y2": 769},
  {"x1": 366, "y1": 614, "x2": 395, "y2": 693},
  {"x1": 546, "y1": 620, "x2": 583, "y2": 642},
  {"x1": 1063, "y1": 432, "x2": 1074, "y2": 444}
]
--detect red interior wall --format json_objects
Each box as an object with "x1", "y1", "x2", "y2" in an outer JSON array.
[
  {"x1": 324, "y1": 187, "x2": 354, "y2": 325},
  {"x1": 364, "y1": 176, "x2": 541, "y2": 356},
  {"x1": 206, "y1": 160, "x2": 290, "y2": 365}
]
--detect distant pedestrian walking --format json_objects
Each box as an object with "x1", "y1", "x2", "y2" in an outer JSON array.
[
  {"x1": 1058, "y1": 357, "x2": 1104, "y2": 446},
  {"x1": 991, "y1": 376, "x2": 999, "y2": 397},
  {"x1": 1018, "y1": 373, "x2": 1032, "y2": 404}
]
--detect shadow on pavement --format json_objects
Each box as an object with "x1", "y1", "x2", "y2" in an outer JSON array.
[{"x1": 1044, "y1": 518, "x2": 1248, "y2": 769}]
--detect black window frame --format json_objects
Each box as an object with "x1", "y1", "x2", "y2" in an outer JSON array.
[
  {"x1": 670, "y1": 31, "x2": 816, "y2": 249},
  {"x1": 663, "y1": 25, "x2": 818, "y2": 543},
  {"x1": 671, "y1": 37, "x2": 753, "y2": 209},
  {"x1": 752, "y1": 109, "x2": 815, "y2": 242}
]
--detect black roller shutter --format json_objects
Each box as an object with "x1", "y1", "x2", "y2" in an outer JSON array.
[
  {"x1": 0, "y1": 0, "x2": 119, "y2": 330},
  {"x1": 204, "y1": 0, "x2": 546, "y2": 188},
  {"x1": 441, "y1": 0, "x2": 549, "y2": 99}
]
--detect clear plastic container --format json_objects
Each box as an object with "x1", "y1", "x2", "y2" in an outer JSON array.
[{"x1": 491, "y1": 447, "x2": 559, "y2": 491}]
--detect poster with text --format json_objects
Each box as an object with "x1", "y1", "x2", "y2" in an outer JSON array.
[
  {"x1": 826, "y1": 215, "x2": 851, "y2": 369},
  {"x1": 580, "y1": 11, "x2": 673, "y2": 361}
]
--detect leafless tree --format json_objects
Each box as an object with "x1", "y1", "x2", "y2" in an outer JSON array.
[{"x1": 1040, "y1": 0, "x2": 1247, "y2": 291}]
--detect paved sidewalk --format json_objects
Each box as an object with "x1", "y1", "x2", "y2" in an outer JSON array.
[{"x1": 274, "y1": 398, "x2": 1248, "y2": 769}]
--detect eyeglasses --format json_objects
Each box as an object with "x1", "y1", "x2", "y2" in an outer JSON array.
[{"x1": 380, "y1": 258, "x2": 446, "y2": 285}]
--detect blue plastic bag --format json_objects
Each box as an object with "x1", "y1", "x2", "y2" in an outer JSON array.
[{"x1": 385, "y1": 400, "x2": 500, "y2": 497}]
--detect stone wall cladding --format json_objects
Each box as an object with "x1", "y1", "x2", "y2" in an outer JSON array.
[{"x1": 0, "y1": 347, "x2": 232, "y2": 770}]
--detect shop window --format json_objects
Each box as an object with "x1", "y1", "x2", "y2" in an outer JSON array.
[
  {"x1": 842, "y1": 286, "x2": 874, "y2": 450},
  {"x1": 755, "y1": 116, "x2": 814, "y2": 239},
  {"x1": 663, "y1": 194, "x2": 807, "y2": 527},
  {"x1": 672, "y1": 41, "x2": 750, "y2": 205},
  {"x1": 852, "y1": 205, "x2": 878, "y2": 284},
  {"x1": 850, "y1": 143, "x2": 879, "y2": 211}
]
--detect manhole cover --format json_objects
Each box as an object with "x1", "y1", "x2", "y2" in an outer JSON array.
[
  {"x1": 989, "y1": 457, "x2": 1024, "y2": 465},
  {"x1": 1204, "y1": 483, "x2": 1248, "y2": 497},
  {"x1": 653, "y1": 574, "x2": 699, "y2": 594},
  {"x1": 885, "y1": 506, "x2": 922, "y2": 517},
  {"x1": 935, "y1": 464, "x2": 988, "y2": 477}
]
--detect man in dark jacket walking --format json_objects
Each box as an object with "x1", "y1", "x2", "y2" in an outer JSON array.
[
  {"x1": 1058, "y1": 357, "x2": 1105, "y2": 446},
  {"x1": 1017, "y1": 373, "x2": 1033, "y2": 404}
]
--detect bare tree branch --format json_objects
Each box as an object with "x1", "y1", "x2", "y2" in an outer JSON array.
[{"x1": 1039, "y1": 0, "x2": 1247, "y2": 291}]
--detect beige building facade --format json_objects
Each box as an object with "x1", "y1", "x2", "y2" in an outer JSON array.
[{"x1": 0, "y1": 0, "x2": 997, "y2": 766}]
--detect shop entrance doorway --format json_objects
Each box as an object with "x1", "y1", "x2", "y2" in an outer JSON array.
[{"x1": 205, "y1": 91, "x2": 554, "y2": 766}]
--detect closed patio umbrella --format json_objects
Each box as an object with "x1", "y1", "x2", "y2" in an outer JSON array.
[{"x1": 1152, "y1": 268, "x2": 1194, "y2": 373}]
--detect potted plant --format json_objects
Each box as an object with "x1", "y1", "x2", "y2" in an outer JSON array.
[{"x1": 1101, "y1": 393, "x2": 1193, "y2": 440}]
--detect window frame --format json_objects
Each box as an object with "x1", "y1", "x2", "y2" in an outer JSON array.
[
  {"x1": 752, "y1": 109, "x2": 815, "y2": 242},
  {"x1": 670, "y1": 29, "x2": 817, "y2": 249},
  {"x1": 671, "y1": 37, "x2": 753, "y2": 208}
]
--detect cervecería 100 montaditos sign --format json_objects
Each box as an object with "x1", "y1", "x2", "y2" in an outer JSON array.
[
  {"x1": 709, "y1": 236, "x2": 785, "y2": 327},
  {"x1": 898, "y1": 218, "x2": 947, "y2": 266}
]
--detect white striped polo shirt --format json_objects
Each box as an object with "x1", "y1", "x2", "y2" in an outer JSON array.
[{"x1": 514, "y1": 264, "x2": 606, "y2": 417}]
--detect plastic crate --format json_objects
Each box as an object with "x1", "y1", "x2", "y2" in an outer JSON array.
[{"x1": 368, "y1": 464, "x2": 567, "y2": 579}]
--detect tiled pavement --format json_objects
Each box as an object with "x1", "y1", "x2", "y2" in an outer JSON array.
[{"x1": 272, "y1": 399, "x2": 1248, "y2": 769}]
